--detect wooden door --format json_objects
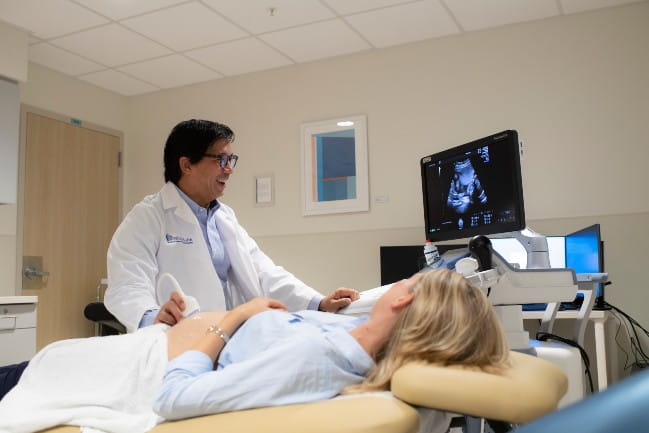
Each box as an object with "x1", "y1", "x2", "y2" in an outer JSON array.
[{"x1": 21, "y1": 112, "x2": 120, "y2": 348}]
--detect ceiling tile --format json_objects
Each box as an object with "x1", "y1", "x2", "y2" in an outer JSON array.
[
  {"x1": 444, "y1": 0, "x2": 560, "y2": 31},
  {"x1": 560, "y1": 0, "x2": 645, "y2": 14},
  {"x1": 50, "y1": 23, "x2": 172, "y2": 67},
  {"x1": 260, "y1": 19, "x2": 371, "y2": 63},
  {"x1": 203, "y1": 0, "x2": 334, "y2": 34},
  {"x1": 121, "y1": 2, "x2": 248, "y2": 51},
  {"x1": 78, "y1": 69, "x2": 159, "y2": 96},
  {"x1": 323, "y1": 0, "x2": 414, "y2": 15},
  {"x1": 29, "y1": 42, "x2": 105, "y2": 76},
  {"x1": 73, "y1": 0, "x2": 188, "y2": 20},
  {"x1": 0, "y1": 0, "x2": 108, "y2": 38},
  {"x1": 118, "y1": 55, "x2": 223, "y2": 89},
  {"x1": 186, "y1": 38, "x2": 293, "y2": 76},
  {"x1": 346, "y1": 0, "x2": 460, "y2": 48}
]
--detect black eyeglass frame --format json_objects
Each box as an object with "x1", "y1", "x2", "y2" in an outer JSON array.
[{"x1": 203, "y1": 153, "x2": 239, "y2": 168}]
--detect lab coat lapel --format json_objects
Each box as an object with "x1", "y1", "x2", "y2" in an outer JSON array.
[
  {"x1": 159, "y1": 183, "x2": 226, "y2": 310},
  {"x1": 214, "y1": 209, "x2": 264, "y2": 301}
]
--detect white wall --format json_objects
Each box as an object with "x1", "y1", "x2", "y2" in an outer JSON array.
[{"x1": 0, "y1": 20, "x2": 28, "y2": 82}]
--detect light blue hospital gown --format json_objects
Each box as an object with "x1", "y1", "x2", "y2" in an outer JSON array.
[{"x1": 154, "y1": 310, "x2": 374, "y2": 420}]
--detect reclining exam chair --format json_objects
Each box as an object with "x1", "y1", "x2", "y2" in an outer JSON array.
[{"x1": 41, "y1": 350, "x2": 567, "y2": 433}]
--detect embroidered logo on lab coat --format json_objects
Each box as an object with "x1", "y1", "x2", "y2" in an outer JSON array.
[{"x1": 165, "y1": 234, "x2": 193, "y2": 244}]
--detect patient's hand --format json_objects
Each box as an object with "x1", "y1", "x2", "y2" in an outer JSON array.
[
  {"x1": 234, "y1": 298, "x2": 287, "y2": 322},
  {"x1": 319, "y1": 287, "x2": 360, "y2": 313}
]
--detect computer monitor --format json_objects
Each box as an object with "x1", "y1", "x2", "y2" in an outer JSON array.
[
  {"x1": 491, "y1": 236, "x2": 566, "y2": 269},
  {"x1": 420, "y1": 130, "x2": 525, "y2": 242},
  {"x1": 565, "y1": 224, "x2": 606, "y2": 308},
  {"x1": 380, "y1": 244, "x2": 467, "y2": 285}
]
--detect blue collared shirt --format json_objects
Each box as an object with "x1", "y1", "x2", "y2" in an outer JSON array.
[{"x1": 154, "y1": 310, "x2": 372, "y2": 420}]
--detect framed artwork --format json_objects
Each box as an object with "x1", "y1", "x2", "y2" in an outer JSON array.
[{"x1": 301, "y1": 115, "x2": 368, "y2": 216}]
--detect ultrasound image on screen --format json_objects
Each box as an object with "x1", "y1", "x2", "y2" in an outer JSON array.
[{"x1": 424, "y1": 141, "x2": 519, "y2": 238}]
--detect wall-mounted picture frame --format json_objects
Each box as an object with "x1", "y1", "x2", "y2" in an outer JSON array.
[{"x1": 301, "y1": 114, "x2": 369, "y2": 216}]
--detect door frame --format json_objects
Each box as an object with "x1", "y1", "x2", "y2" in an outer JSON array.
[{"x1": 15, "y1": 105, "x2": 124, "y2": 293}]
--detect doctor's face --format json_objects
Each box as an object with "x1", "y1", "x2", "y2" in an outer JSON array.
[{"x1": 181, "y1": 138, "x2": 235, "y2": 206}]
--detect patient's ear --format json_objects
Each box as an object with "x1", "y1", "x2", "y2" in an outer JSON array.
[{"x1": 391, "y1": 292, "x2": 415, "y2": 312}]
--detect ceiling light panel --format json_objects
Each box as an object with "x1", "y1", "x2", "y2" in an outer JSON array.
[
  {"x1": 186, "y1": 38, "x2": 293, "y2": 76},
  {"x1": 118, "y1": 54, "x2": 222, "y2": 88},
  {"x1": 79, "y1": 69, "x2": 159, "y2": 96},
  {"x1": 444, "y1": 0, "x2": 560, "y2": 31},
  {"x1": 560, "y1": 0, "x2": 645, "y2": 14},
  {"x1": 29, "y1": 42, "x2": 105, "y2": 76},
  {"x1": 346, "y1": 0, "x2": 460, "y2": 48},
  {"x1": 323, "y1": 0, "x2": 414, "y2": 15},
  {"x1": 0, "y1": 0, "x2": 108, "y2": 39},
  {"x1": 50, "y1": 23, "x2": 172, "y2": 67},
  {"x1": 260, "y1": 19, "x2": 371, "y2": 63},
  {"x1": 121, "y1": 2, "x2": 248, "y2": 51},
  {"x1": 203, "y1": 0, "x2": 335, "y2": 34},
  {"x1": 74, "y1": 0, "x2": 189, "y2": 20}
]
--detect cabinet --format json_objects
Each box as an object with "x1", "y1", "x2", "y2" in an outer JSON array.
[{"x1": 0, "y1": 296, "x2": 37, "y2": 364}]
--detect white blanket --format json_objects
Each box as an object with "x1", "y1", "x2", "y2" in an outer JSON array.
[{"x1": 0, "y1": 325, "x2": 168, "y2": 433}]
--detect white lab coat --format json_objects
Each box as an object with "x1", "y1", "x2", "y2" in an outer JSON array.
[{"x1": 105, "y1": 182, "x2": 321, "y2": 332}]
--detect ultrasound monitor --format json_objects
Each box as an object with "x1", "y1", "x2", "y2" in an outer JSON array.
[{"x1": 421, "y1": 130, "x2": 525, "y2": 242}]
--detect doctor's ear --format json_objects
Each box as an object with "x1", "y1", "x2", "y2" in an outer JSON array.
[{"x1": 179, "y1": 156, "x2": 193, "y2": 174}]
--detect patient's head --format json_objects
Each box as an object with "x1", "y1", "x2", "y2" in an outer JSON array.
[{"x1": 349, "y1": 268, "x2": 509, "y2": 393}]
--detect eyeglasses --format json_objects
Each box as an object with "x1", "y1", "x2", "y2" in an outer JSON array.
[{"x1": 203, "y1": 153, "x2": 239, "y2": 169}]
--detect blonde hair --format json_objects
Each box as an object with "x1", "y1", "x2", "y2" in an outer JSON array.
[{"x1": 345, "y1": 268, "x2": 509, "y2": 394}]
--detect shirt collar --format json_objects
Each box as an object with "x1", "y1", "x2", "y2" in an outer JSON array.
[{"x1": 174, "y1": 184, "x2": 220, "y2": 218}]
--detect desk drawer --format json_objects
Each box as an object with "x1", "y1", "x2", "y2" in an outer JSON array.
[
  {"x1": 0, "y1": 303, "x2": 37, "y2": 329},
  {"x1": 0, "y1": 327, "x2": 36, "y2": 364}
]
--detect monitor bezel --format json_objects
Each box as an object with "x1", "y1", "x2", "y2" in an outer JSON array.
[{"x1": 420, "y1": 129, "x2": 526, "y2": 242}]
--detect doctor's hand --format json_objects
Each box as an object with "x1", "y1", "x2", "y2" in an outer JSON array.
[
  {"x1": 319, "y1": 287, "x2": 360, "y2": 313},
  {"x1": 154, "y1": 291, "x2": 186, "y2": 326},
  {"x1": 234, "y1": 298, "x2": 287, "y2": 322}
]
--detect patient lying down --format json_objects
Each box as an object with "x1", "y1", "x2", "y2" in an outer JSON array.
[{"x1": 0, "y1": 269, "x2": 509, "y2": 433}]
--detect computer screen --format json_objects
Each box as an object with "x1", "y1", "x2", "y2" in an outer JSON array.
[
  {"x1": 491, "y1": 236, "x2": 566, "y2": 269},
  {"x1": 420, "y1": 130, "x2": 525, "y2": 242}
]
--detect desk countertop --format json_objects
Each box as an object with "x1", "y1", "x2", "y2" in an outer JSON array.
[
  {"x1": 522, "y1": 309, "x2": 607, "y2": 320},
  {"x1": 0, "y1": 296, "x2": 38, "y2": 305}
]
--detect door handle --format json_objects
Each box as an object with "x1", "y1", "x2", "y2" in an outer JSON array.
[{"x1": 23, "y1": 266, "x2": 50, "y2": 279}]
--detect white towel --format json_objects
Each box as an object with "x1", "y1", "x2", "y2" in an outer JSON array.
[{"x1": 0, "y1": 325, "x2": 168, "y2": 433}]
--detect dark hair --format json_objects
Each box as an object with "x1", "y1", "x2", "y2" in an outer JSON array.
[{"x1": 163, "y1": 119, "x2": 235, "y2": 184}]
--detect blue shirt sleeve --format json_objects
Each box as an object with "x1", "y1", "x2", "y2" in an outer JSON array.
[
  {"x1": 307, "y1": 294, "x2": 324, "y2": 311},
  {"x1": 154, "y1": 331, "x2": 371, "y2": 420},
  {"x1": 138, "y1": 309, "x2": 158, "y2": 328}
]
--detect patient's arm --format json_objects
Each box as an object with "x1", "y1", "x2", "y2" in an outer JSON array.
[
  {"x1": 154, "y1": 334, "x2": 355, "y2": 420},
  {"x1": 166, "y1": 312, "x2": 227, "y2": 360},
  {"x1": 166, "y1": 299, "x2": 286, "y2": 360}
]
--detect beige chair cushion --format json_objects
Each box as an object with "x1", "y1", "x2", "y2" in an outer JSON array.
[
  {"x1": 391, "y1": 351, "x2": 568, "y2": 424},
  {"x1": 39, "y1": 395, "x2": 420, "y2": 433}
]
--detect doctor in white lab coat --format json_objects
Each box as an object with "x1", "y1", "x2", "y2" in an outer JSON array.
[{"x1": 105, "y1": 119, "x2": 358, "y2": 332}]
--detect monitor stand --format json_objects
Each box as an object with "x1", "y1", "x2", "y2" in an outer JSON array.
[{"x1": 512, "y1": 228, "x2": 551, "y2": 269}]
